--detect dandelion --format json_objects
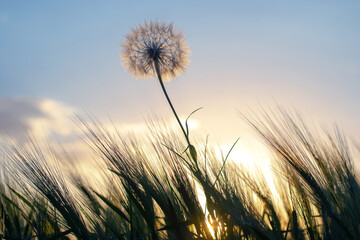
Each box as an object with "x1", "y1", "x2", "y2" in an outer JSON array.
[
  {"x1": 122, "y1": 21, "x2": 196, "y2": 161},
  {"x1": 121, "y1": 21, "x2": 190, "y2": 82}
]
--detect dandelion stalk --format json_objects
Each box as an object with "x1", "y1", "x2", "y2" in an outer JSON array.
[
  {"x1": 154, "y1": 60, "x2": 190, "y2": 146},
  {"x1": 122, "y1": 21, "x2": 197, "y2": 161}
]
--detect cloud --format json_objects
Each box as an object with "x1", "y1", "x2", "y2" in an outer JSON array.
[
  {"x1": 0, "y1": 98, "x2": 95, "y2": 177},
  {"x1": 0, "y1": 98, "x2": 45, "y2": 135},
  {"x1": 0, "y1": 97, "x2": 76, "y2": 138}
]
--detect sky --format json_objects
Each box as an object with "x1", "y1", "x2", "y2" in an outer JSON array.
[{"x1": 0, "y1": 1, "x2": 359, "y2": 167}]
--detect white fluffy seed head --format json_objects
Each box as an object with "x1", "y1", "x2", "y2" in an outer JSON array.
[{"x1": 121, "y1": 21, "x2": 190, "y2": 82}]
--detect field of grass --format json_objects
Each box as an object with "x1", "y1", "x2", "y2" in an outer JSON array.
[{"x1": 0, "y1": 108, "x2": 359, "y2": 240}]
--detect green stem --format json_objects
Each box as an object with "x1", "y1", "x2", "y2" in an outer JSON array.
[{"x1": 154, "y1": 60, "x2": 191, "y2": 146}]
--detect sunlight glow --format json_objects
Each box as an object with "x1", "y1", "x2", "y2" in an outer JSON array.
[{"x1": 216, "y1": 142, "x2": 271, "y2": 168}]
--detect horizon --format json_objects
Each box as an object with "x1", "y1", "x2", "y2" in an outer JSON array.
[{"x1": 1, "y1": 1, "x2": 359, "y2": 166}]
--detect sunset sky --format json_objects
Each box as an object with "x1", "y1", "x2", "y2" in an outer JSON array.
[{"x1": 0, "y1": 1, "x2": 359, "y2": 164}]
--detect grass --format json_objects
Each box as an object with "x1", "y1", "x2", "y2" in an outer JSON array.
[{"x1": 0, "y1": 108, "x2": 359, "y2": 240}]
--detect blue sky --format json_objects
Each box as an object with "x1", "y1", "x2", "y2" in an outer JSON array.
[{"x1": 0, "y1": 1, "x2": 359, "y2": 148}]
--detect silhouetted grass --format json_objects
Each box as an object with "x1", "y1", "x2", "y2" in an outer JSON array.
[{"x1": 0, "y1": 110, "x2": 359, "y2": 239}]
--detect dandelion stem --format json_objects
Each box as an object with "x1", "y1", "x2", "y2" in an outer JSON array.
[{"x1": 154, "y1": 60, "x2": 190, "y2": 146}]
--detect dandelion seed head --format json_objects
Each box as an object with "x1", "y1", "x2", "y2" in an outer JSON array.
[{"x1": 121, "y1": 21, "x2": 190, "y2": 82}]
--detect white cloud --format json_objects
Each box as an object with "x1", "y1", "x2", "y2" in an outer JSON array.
[
  {"x1": 0, "y1": 97, "x2": 76, "y2": 139},
  {"x1": 28, "y1": 98, "x2": 76, "y2": 137},
  {"x1": 0, "y1": 98, "x2": 96, "y2": 174}
]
